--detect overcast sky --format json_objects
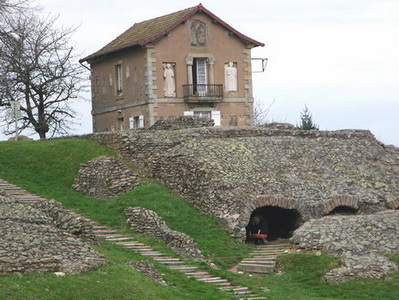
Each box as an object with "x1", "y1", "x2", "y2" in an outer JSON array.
[{"x1": 3, "y1": 0, "x2": 398, "y2": 146}]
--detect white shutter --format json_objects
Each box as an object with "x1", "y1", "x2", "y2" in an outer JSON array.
[
  {"x1": 139, "y1": 115, "x2": 144, "y2": 128},
  {"x1": 183, "y1": 111, "x2": 194, "y2": 116},
  {"x1": 129, "y1": 117, "x2": 134, "y2": 129},
  {"x1": 211, "y1": 111, "x2": 221, "y2": 126}
]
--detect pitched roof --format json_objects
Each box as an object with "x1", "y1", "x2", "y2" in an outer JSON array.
[{"x1": 80, "y1": 4, "x2": 264, "y2": 63}]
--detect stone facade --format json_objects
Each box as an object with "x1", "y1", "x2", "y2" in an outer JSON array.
[
  {"x1": 80, "y1": 4, "x2": 264, "y2": 132},
  {"x1": 72, "y1": 156, "x2": 140, "y2": 198},
  {"x1": 125, "y1": 207, "x2": 203, "y2": 260},
  {"x1": 291, "y1": 211, "x2": 399, "y2": 283},
  {"x1": 0, "y1": 195, "x2": 107, "y2": 275}
]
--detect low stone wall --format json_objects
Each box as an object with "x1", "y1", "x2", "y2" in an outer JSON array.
[
  {"x1": 125, "y1": 207, "x2": 203, "y2": 260},
  {"x1": 0, "y1": 195, "x2": 107, "y2": 275},
  {"x1": 31, "y1": 199, "x2": 97, "y2": 244},
  {"x1": 7, "y1": 135, "x2": 32, "y2": 141},
  {"x1": 149, "y1": 116, "x2": 214, "y2": 130},
  {"x1": 72, "y1": 156, "x2": 140, "y2": 198},
  {"x1": 127, "y1": 261, "x2": 167, "y2": 285},
  {"x1": 291, "y1": 211, "x2": 399, "y2": 283}
]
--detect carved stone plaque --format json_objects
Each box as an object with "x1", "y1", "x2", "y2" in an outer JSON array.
[{"x1": 190, "y1": 20, "x2": 207, "y2": 47}]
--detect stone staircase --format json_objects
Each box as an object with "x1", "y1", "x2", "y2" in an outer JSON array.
[
  {"x1": 91, "y1": 222, "x2": 267, "y2": 299},
  {"x1": 0, "y1": 180, "x2": 45, "y2": 204},
  {"x1": 0, "y1": 179, "x2": 267, "y2": 299},
  {"x1": 237, "y1": 241, "x2": 292, "y2": 275}
]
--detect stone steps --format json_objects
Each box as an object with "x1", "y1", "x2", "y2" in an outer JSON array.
[
  {"x1": 88, "y1": 221, "x2": 269, "y2": 298},
  {"x1": 93, "y1": 229, "x2": 118, "y2": 235},
  {"x1": 115, "y1": 241, "x2": 146, "y2": 247},
  {"x1": 0, "y1": 178, "x2": 269, "y2": 299},
  {"x1": 184, "y1": 271, "x2": 209, "y2": 278},
  {"x1": 83, "y1": 221, "x2": 271, "y2": 296},
  {"x1": 237, "y1": 242, "x2": 291, "y2": 275},
  {"x1": 0, "y1": 181, "x2": 45, "y2": 204}
]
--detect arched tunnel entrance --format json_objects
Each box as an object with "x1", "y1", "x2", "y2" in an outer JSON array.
[
  {"x1": 249, "y1": 206, "x2": 303, "y2": 241},
  {"x1": 326, "y1": 205, "x2": 358, "y2": 216}
]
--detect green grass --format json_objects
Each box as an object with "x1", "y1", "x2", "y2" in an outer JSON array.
[
  {"x1": 0, "y1": 138, "x2": 398, "y2": 299},
  {"x1": 0, "y1": 139, "x2": 252, "y2": 266},
  {"x1": 0, "y1": 240, "x2": 231, "y2": 300}
]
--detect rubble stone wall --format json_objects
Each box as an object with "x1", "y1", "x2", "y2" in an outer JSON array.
[
  {"x1": 0, "y1": 195, "x2": 107, "y2": 276},
  {"x1": 125, "y1": 207, "x2": 203, "y2": 260},
  {"x1": 82, "y1": 126, "x2": 399, "y2": 238},
  {"x1": 291, "y1": 211, "x2": 399, "y2": 283},
  {"x1": 149, "y1": 116, "x2": 214, "y2": 130},
  {"x1": 127, "y1": 261, "x2": 167, "y2": 285},
  {"x1": 31, "y1": 199, "x2": 97, "y2": 244},
  {"x1": 72, "y1": 156, "x2": 140, "y2": 198}
]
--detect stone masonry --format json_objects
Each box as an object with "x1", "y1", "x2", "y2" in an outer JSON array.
[
  {"x1": 31, "y1": 199, "x2": 97, "y2": 244},
  {"x1": 73, "y1": 156, "x2": 140, "y2": 198},
  {"x1": 125, "y1": 207, "x2": 203, "y2": 260},
  {"x1": 74, "y1": 123, "x2": 399, "y2": 281},
  {"x1": 291, "y1": 211, "x2": 399, "y2": 283},
  {"x1": 127, "y1": 261, "x2": 167, "y2": 285},
  {"x1": 82, "y1": 126, "x2": 399, "y2": 238},
  {"x1": 0, "y1": 194, "x2": 107, "y2": 275},
  {"x1": 149, "y1": 116, "x2": 215, "y2": 130}
]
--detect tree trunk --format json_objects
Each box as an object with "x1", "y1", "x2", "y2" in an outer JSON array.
[{"x1": 38, "y1": 130, "x2": 46, "y2": 139}]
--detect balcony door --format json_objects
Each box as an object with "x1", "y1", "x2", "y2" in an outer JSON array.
[{"x1": 193, "y1": 58, "x2": 207, "y2": 96}]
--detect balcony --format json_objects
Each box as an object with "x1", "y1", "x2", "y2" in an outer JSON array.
[{"x1": 183, "y1": 84, "x2": 223, "y2": 102}]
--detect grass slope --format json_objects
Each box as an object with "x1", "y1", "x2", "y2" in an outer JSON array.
[{"x1": 0, "y1": 138, "x2": 398, "y2": 299}]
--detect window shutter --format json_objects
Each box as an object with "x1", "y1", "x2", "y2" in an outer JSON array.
[
  {"x1": 129, "y1": 117, "x2": 134, "y2": 129},
  {"x1": 183, "y1": 111, "x2": 194, "y2": 116},
  {"x1": 211, "y1": 111, "x2": 221, "y2": 126},
  {"x1": 139, "y1": 115, "x2": 144, "y2": 128}
]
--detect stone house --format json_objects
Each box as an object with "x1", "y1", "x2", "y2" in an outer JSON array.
[{"x1": 80, "y1": 4, "x2": 264, "y2": 132}]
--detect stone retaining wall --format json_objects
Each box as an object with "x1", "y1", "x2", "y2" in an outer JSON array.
[
  {"x1": 127, "y1": 261, "x2": 167, "y2": 285},
  {"x1": 81, "y1": 126, "x2": 399, "y2": 238},
  {"x1": 291, "y1": 211, "x2": 399, "y2": 283},
  {"x1": 0, "y1": 195, "x2": 107, "y2": 275},
  {"x1": 149, "y1": 116, "x2": 214, "y2": 130},
  {"x1": 72, "y1": 156, "x2": 140, "y2": 198},
  {"x1": 125, "y1": 207, "x2": 203, "y2": 260},
  {"x1": 31, "y1": 199, "x2": 97, "y2": 244}
]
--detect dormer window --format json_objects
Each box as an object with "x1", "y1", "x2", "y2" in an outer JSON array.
[{"x1": 115, "y1": 64, "x2": 123, "y2": 96}]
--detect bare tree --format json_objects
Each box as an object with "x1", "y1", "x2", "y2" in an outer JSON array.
[
  {"x1": 0, "y1": 12, "x2": 86, "y2": 139},
  {"x1": 253, "y1": 98, "x2": 275, "y2": 125},
  {"x1": 0, "y1": 0, "x2": 29, "y2": 12},
  {"x1": 0, "y1": 0, "x2": 31, "y2": 24}
]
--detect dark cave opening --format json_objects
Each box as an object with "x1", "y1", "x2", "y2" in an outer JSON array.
[
  {"x1": 327, "y1": 205, "x2": 358, "y2": 216},
  {"x1": 249, "y1": 206, "x2": 303, "y2": 241}
]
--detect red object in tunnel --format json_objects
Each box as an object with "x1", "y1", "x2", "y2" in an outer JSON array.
[{"x1": 250, "y1": 233, "x2": 267, "y2": 239}]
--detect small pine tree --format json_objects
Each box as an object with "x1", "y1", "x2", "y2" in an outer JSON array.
[{"x1": 296, "y1": 105, "x2": 319, "y2": 130}]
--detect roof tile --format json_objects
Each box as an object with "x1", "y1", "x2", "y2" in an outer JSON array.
[{"x1": 81, "y1": 4, "x2": 263, "y2": 63}]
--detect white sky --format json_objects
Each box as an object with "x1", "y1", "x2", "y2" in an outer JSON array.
[{"x1": 2, "y1": 0, "x2": 399, "y2": 146}]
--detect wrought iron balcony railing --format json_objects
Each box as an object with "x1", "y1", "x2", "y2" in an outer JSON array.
[{"x1": 183, "y1": 84, "x2": 223, "y2": 101}]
